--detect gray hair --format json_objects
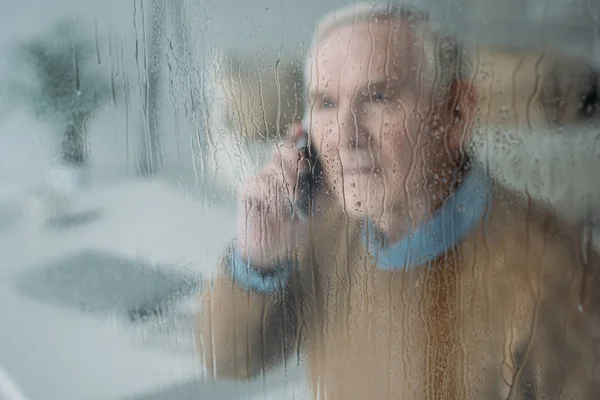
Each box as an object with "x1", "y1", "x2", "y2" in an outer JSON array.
[{"x1": 303, "y1": 2, "x2": 471, "y2": 119}]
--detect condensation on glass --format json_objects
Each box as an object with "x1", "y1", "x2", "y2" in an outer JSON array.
[{"x1": 0, "y1": 1, "x2": 599, "y2": 399}]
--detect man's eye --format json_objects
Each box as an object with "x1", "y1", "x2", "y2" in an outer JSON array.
[{"x1": 371, "y1": 91, "x2": 387, "y2": 103}]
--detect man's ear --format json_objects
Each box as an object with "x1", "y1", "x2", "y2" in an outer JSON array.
[{"x1": 446, "y1": 79, "x2": 479, "y2": 156}]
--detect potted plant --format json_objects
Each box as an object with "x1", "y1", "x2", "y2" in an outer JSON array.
[{"x1": 4, "y1": 20, "x2": 112, "y2": 186}]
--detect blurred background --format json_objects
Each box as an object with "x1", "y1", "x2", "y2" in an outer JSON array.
[{"x1": 0, "y1": 0, "x2": 598, "y2": 399}]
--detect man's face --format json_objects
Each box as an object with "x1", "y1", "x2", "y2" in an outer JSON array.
[{"x1": 306, "y1": 19, "x2": 455, "y2": 222}]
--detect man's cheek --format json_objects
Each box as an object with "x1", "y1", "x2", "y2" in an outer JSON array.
[
  {"x1": 380, "y1": 141, "x2": 411, "y2": 170},
  {"x1": 319, "y1": 151, "x2": 342, "y2": 177}
]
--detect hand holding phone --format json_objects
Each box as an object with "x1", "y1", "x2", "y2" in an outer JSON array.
[{"x1": 236, "y1": 123, "x2": 313, "y2": 268}]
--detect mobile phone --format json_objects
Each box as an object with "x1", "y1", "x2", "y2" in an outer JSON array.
[{"x1": 294, "y1": 130, "x2": 322, "y2": 218}]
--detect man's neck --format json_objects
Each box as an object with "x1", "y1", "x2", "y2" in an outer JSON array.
[
  {"x1": 362, "y1": 166, "x2": 491, "y2": 270},
  {"x1": 373, "y1": 182, "x2": 454, "y2": 244}
]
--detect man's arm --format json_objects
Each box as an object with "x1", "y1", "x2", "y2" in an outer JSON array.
[
  {"x1": 195, "y1": 123, "x2": 317, "y2": 380},
  {"x1": 196, "y1": 246, "x2": 305, "y2": 381}
]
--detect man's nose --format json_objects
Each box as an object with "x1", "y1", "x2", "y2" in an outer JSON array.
[{"x1": 335, "y1": 100, "x2": 369, "y2": 148}]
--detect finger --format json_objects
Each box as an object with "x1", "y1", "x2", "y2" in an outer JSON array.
[{"x1": 272, "y1": 144, "x2": 311, "y2": 192}]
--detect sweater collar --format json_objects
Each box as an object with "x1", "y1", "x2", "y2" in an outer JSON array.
[{"x1": 363, "y1": 167, "x2": 491, "y2": 270}]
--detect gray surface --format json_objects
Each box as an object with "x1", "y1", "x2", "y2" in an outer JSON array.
[
  {"x1": 45, "y1": 208, "x2": 104, "y2": 231},
  {"x1": 12, "y1": 250, "x2": 202, "y2": 322}
]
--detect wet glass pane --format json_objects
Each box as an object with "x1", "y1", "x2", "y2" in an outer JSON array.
[{"x1": 0, "y1": 0, "x2": 599, "y2": 399}]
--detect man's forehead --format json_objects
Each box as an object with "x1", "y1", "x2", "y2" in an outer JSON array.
[{"x1": 308, "y1": 19, "x2": 421, "y2": 88}]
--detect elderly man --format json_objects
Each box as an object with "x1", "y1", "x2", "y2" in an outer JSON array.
[{"x1": 197, "y1": 3, "x2": 600, "y2": 399}]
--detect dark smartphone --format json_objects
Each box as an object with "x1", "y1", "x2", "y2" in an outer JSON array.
[{"x1": 295, "y1": 130, "x2": 322, "y2": 218}]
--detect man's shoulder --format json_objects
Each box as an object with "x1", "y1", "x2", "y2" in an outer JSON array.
[{"x1": 475, "y1": 185, "x2": 597, "y2": 271}]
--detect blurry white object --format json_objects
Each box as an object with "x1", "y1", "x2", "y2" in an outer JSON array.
[
  {"x1": 43, "y1": 164, "x2": 85, "y2": 194},
  {"x1": 23, "y1": 164, "x2": 86, "y2": 229},
  {"x1": 0, "y1": 365, "x2": 29, "y2": 400}
]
